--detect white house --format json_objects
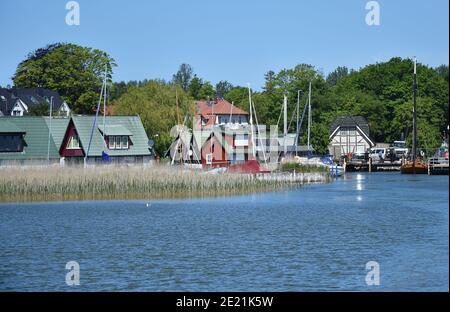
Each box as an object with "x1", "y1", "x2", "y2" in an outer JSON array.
[
  {"x1": 0, "y1": 88, "x2": 71, "y2": 117},
  {"x1": 328, "y1": 116, "x2": 375, "y2": 159}
]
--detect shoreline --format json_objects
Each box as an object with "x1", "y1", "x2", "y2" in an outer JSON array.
[{"x1": 0, "y1": 165, "x2": 331, "y2": 203}]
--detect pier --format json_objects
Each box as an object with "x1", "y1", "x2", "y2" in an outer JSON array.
[
  {"x1": 345, "y1": 157, "x2": 449, "y2": 175},
  {"x1": 428, "y1": 157, "x2": 449, "y2": 175},
  {"x1": 345, "y1": 159, "x2": 402, "y2": 172}
]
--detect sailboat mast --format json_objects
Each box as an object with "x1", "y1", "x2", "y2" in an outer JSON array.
[
  {"x1": 248, "y1": 84, "x2": 256, "y2": 158},
  {"x1": 47, "y1": 96, "x2": 53, "y2": 163},
  {"x1": 307, "y1": 81, "x2": 312, "y2": 152},
  {"x1": 295, "y1": 90, "x2": 300, "y2": 155},
  {"x1": 283, "y1": 94, "x2": 288, "y2": 156},
  {"x1": 412, "y1": 57, "x2": 417, "y2": 164},
  {"x1": 102, "y1": 67, "x2": 107, "y2": 145}
]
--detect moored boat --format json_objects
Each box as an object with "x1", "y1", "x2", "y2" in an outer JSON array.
[
  {"x1": 400, "y1": 159, "x2": 428, "y2": 174},
  {"x1": 400, "y1": 58, "x2": 427, "y2": 175}
]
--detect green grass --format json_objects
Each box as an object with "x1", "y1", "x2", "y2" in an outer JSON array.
[
  {"x1": 280, "y1": 162, "x2": 330, "y2": 174},
  {"x1": 0, "y1": 165, "x2": 329, "y2": 203}
]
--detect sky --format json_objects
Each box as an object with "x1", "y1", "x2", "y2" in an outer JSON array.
[{"x1": 0, "y1": 0, "x2": 448, "y2": 90}]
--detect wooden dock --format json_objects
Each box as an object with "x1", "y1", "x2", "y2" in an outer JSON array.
[
  {"x1": 345, "y1": 160, "x2": 402, "y2": 172},
  {"x1": 345, "y1": 157, "x2": 449, "y2": 175},
  {"x1": 428, "y1": 158, "x2": 449, "y2": 175}
]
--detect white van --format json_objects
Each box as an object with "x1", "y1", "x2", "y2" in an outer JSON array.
[{"x1": 369, "y1": 148, "x2": 387, "y2": 161}]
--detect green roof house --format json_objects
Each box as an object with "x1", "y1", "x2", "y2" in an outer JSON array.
[
  {"x1": 0, "y1": 115, "x2": 152, "y2": 166},
  {"x1": 60, "y1": 115, "x2": 152, "y2": 165},
  {"x1": 0, "y1": 116, "x2": 69, "y2": 165}
]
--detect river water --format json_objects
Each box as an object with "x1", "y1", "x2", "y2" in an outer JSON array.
[{"x1": 0, "y1": 172, "x2": 448, "y2": 291}]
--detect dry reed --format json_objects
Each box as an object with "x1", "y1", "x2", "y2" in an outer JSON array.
[{"x1": 0, "y1": 165, "x2": 330, "y2": 202}]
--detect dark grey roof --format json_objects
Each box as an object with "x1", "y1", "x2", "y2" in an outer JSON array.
[
  {"x1": 330, "y1": 116, "x2": 370, "y2": 136},
  {"x1": 0, "y1": 88, "x2": 17, "y2": 115},
  {"x1": 12, "y1": 88, "x2": 66, "y2": 110},
  {"x1": 0, "y1": 88, "x2": 66, "y2": 115}
]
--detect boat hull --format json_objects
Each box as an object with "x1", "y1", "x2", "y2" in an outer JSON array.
[{"x1": 400, "y1": 160, "x2": 428, "y2": 174}]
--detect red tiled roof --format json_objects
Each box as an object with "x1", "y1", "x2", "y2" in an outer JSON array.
[{"x1": 196, "y1": 99, "x2": 248, "y2": 117}]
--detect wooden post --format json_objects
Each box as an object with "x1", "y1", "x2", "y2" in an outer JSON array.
[{"x1": 369, "y1": 157, "x2": 372, "y2": 173}]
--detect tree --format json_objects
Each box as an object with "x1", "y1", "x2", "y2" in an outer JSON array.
[
  {"x1": 215, "y1": 81, "x2": 233, "y2": 98},
  {"x1": 326, "y1": 66, "x2": 349, "y2": 86},
  {"x1": 435, "y1": 64, "x2": 449, "y2": 83},
  {"x1": 198, "y1": 81, "x2": 215, "y2": 100},
  {"x1": 112, "y1": 80, "x2": 194, "y2": 155},
  {"x1": 12, "y1": 43, "x2": 116, "y2": 114},
  {"x1": 27, "y1": 101, "x2": 50, "y2": 116},
  {"x1": 187, "y1": 75, "x2": 203, "y2": 100},
  {"x1": 172, "y1": 63, "x2": 193, "y2": 91},
  {"x1": 263, "y1": 70, "x2": 276, "y2": 94},
  {"x1": 109, "y1": 81, "x2": 129, "y2": 101}
]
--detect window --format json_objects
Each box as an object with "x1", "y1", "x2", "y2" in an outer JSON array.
[
  {"x1": 67, "y1": 134, "x2": 81, "y2": 149},
  {"x1": 108, "y1": 136, "x2": 116, "y2": 149},
  {"x1": 206, "y1": 153, "x2": 213, "y2": 164},
  {"x1": 120, "y1": 136, "x2": 128, "y2": 149},
  {"x1": 0, "y1": 134, "x2": 24, "y2": 152},
  {"x1": 108, "y1": 136, "x2": 129, "y2": 150}
]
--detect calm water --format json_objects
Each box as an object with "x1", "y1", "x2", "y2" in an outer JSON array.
[{"x1": 0, "y1": 173, "x2": 448, "y2": 291}]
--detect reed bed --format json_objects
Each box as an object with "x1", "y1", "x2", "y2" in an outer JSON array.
[{"x1": 0, "y1": 165, "x2": 330, "y2": 203}]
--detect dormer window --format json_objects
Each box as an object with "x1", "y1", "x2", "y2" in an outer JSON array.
[{"x1": 108, "y1": 135, "x2": 129, "y2": 150}]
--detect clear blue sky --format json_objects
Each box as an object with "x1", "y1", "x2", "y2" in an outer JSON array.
[{"x1": 0, "y1": 0, "x2": 448, "y2": 90}]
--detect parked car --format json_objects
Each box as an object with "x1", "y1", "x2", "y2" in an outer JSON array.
[
  {"x1": 351, "y1": 152, "x2": 367, "y2": 164},
  {"x1": 391, "y1": 140, "x2": 409, "y2": 159},
  {"x1": 369, "y1": 148, "x2": 387, "y2": 162}
]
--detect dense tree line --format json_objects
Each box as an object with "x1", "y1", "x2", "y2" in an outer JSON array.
[{"x1": 11, "y1": 44, "x2": 448, "y2": 155}]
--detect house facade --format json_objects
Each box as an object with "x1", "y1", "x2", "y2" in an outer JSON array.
[
  {"x1": 0, "y1": 88, "x2": 71, "y2": 117},
  {"x1": 169, "y1": 98, "x2": 312, "y2": 167},
  {"x1": 0, "y1": 115, "x2": 152, "y2": 166},
  {"x1": 328, "y1": 116, "x2": 375, "y2": 160},
  {"x1": 59, "y1": 115, "x2": 152, "y2": 165},
  {"x1": 194, "y1": 99, "x2": 249, "y2": 129},
  {"x1": 170, "y1": 99, "x2": 257, "y2": 167},
  {"x1": 0, "y1": 117, "x2": 69, "y2": 166}
]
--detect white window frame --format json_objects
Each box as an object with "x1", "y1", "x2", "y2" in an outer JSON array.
[
  {"x1": 109, "y1": 136, "x2": 116, "y2": 149},
  {"x1": 206, "y1": 153, "x2": 213, "y2": 164},
  {"x1": 121, "y1": 136, "x2": 129, "y2": 149},
  {"x1": 67, "y1": 134, "x2": 81, "y2": 149}
]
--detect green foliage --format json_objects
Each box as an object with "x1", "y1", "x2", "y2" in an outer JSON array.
[
  {"x1": 326, "y1": 66, "x2": 350, "y2": 87},
  {"x1": 435, "y1": 64, "x2": 449, "y2": 83},
  {"x1": 280, "y1": 163, "x2": 329, "y2": 174},
  {"x1": 172, "y1": 63, "x2": 193, "y2": 91},
  {"x1": 27, "y1": 101, "x2": 50, "y2": 116},
  {"x1": 198, "y1": 81, "x2": 215, "y2": 100},
  {"x1": 223, "y1": 58, "x2": 448, "y2": 153},
  {"x1": 187, "y1": 75, "x2": 203, "y2": 99},
  {"x1": 112, "y1": 80, "x2": 194, "y2": 155},
  {"x1": 215, "y1": 80, "x2": 233, "y2": 98},
  {"x1": 13, "y1": 43, "x2": 116, "y2": 114}
]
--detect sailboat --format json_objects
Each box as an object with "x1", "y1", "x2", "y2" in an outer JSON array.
[
  {"x1": 227, "y1": 85, "x2": 270, "y2": 173},
  {"x1": 284, "y1": 82, "x2": 344, "y2": 176},
  {"x1": 401, "y1": 58, "x2": 428, "y2": 174}
]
